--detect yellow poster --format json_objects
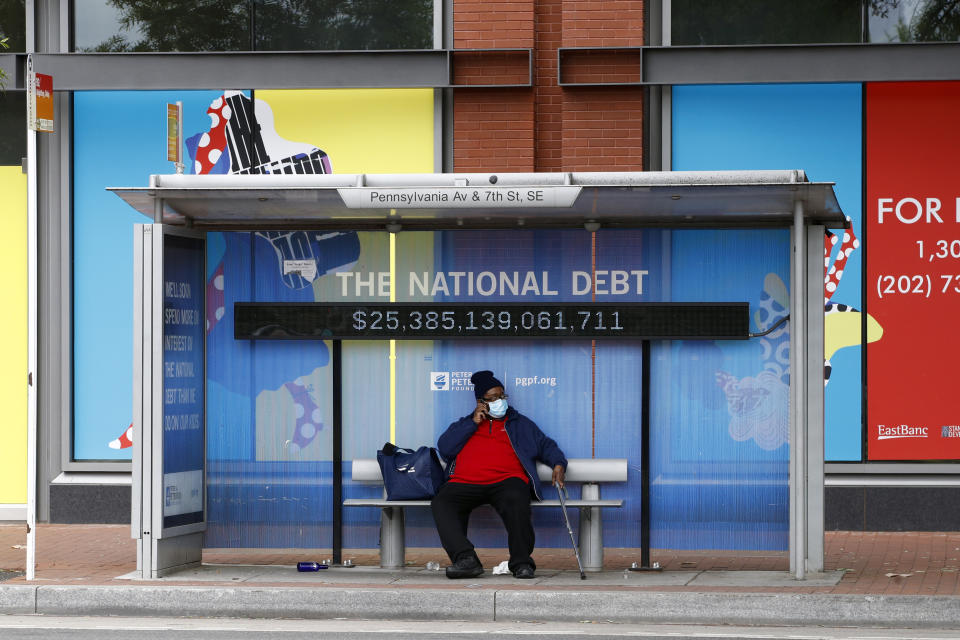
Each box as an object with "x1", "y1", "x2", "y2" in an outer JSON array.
[
  {"x1": 0, "y1": 166, "x2": 27, "y2": 505},
  {"x1": 256, "y1": 89, "x2": 434, "y2": 173}
]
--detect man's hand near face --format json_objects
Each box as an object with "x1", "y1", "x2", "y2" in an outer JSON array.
[{"x1": 472, "y1": 399, "x2": 488, "y2": 425}]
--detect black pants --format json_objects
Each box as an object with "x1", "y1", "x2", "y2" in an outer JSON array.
[{"x1": 431, "y1": 477, "x2": 536, "y2": 573}]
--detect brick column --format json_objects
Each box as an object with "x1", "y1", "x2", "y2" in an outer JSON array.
[
  {"x1": 560, "y1": 1, "x2": 644, "y2": 172},
  {"x1": 535, "y1": 0, "x2": 563, "y2": 172},
  {"x1": 453, "y1": 0, "x2": 535, "y2": 173},
  {"x1": 452, "y1": 0, "x2": 645, "y2": 173}
]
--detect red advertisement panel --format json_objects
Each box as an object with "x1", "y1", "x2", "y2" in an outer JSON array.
[
  {"x1": 35, "y1": 73, "x2": 53, "y2": 132},
  {"x1": 866, "y1": 82, "x2": 960, "y2": 460}
]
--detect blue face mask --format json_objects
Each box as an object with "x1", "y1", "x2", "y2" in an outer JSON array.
[{"x1": 486, "y1": 397, "x2": 508, "y2": 418}]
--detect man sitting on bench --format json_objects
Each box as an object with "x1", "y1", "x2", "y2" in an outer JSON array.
[{"x1": 432, "y1": 370, "x2": 567, "y2": 580}]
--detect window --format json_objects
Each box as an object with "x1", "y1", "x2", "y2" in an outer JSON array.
[
  {"x1": 73, "y1": 0, "x2": 250, "y2": 52},
  {"x1": 72, "y1": 0, "x2": 433, "y2": 52},
  {"x1": 0, "y1": 92, "x2": 25, "y2": 165},
  {"x1": 672, "y1": 0, "x2": 960, "y2": 45},
  {"x1": 253, "y1": 0, "x2": 432, "y2": 51},
  {"x1": 672, "y1": 0, "x2": 860, "y2": 45},
  {"x1": 0, "y1": 0, "x2": 25, "y2": 52},
  {"x1": 868, "y1": 0, "x2": 960, "y2": 42}
]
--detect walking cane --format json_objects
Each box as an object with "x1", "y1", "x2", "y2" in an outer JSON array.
[{"x1": 554, "y1": 481, "x2": 586, "y2": 579}]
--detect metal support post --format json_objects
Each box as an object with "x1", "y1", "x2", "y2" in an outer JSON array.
[
  {"x1": 26, "y1": 101, "x2": 38, "y2": 584},
  {"x1": 333, "y1": 340, "x2": 343, "y2": 565},
  {"x1": 630, "y1": 339, "x2": 660, "y2": 572},
  {"x1": 640, "y1": 340, "x2": 654, "y2": 568},
  {"x1": 379, "y1": 505, "x2": 405, "y2": 569},
  {"x1": 134, "y1": 224, "x2": 156, "y2": 579},
  {"x1": 790, "y1": 199, "x2": 808, "y2": 580},
  {"x1": 806, "y1": 224, "x2": 826, "y2": 573},
  {"x1": 578, "y1": 483, "x2": 603, "y2": 571}
]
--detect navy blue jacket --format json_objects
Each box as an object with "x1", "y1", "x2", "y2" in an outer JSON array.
[{"x1": 437, "y1": 407, "x2": 567, "y2": 501}]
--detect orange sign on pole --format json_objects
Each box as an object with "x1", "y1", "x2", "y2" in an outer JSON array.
[
  {"x1": 166, "y1": 102, "x2": 184, "y2": 173},
  {"x1": 166, "y1": 103, "x2": 180, "y2": 163},
  {"x1": 27, "y1": 68, "x2": 54, "y2": 133}
]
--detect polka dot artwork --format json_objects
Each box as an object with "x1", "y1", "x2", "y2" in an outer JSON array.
[
  {"x1": 824, "y1": 219, "x2": 859, "y2": 304},
  {"x1": 284, "y1": 380, "x2": 324, "y2": 450},
  {"x1": 195, "y1": 95, "x2": 230, "y2": 175}
]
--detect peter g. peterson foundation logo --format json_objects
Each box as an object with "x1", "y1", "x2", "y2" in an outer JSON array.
[
  {"x1": 430, "y1": 371, "x2": 474, "y2": 391},
  {"x1": 877, "y1": 424, "x2": 929, "y2": 440},
  {"x1": 430, "y1": 372, "x2": 449, "y2": 390}
]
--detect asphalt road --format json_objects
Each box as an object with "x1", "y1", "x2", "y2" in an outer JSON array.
[{"x1": 1, "y1": 616, "x2": 960, "y2": 640}]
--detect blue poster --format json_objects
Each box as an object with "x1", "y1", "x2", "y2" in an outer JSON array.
[
  {"x1": 73, "y1": 90, "x2": 240, "y2": 460},
  {"x1": 672, "y1": 83, "x2": 865, "y2": 462},
  {"x1": 162, "y1": 235, "x2": 206, "y2": 529}
]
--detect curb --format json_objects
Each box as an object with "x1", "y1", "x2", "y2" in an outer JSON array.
[
  {"x1": 2, "y1": 585, "x2": 960, "y2": 628},
  {"x1": 0, "y1": 585, "x2": 34, "y2": 615},
  {"x1": 495, "y1": 591, "x2": 960, "y2": 627},
  {"x1": 32, "y1": 585, "x2": 495, "y2": 621}
]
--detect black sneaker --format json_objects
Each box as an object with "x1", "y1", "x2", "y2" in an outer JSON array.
[
  {"x1": 445, "y1": 554, "x2": 483, "y2": 579},
  {"x1": 514, "y1": 564, "x2": 535, "y2": 579}
]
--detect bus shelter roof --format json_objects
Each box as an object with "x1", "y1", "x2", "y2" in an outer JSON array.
[{"x1": 109, "y1": 170, "x2": 847, "y2": 231}]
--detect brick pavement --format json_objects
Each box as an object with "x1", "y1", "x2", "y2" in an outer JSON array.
[{"x1": 2, "y1": 524, "x2": 960, "y2": 595}]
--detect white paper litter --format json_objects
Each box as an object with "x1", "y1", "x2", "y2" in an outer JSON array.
[{"x1": 492, "y1": 560, "x2": 510, "y2": 575}]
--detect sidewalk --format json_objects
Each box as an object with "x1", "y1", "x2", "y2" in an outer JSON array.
[{"x1": 1, "y1": 524, "x2": 960, "y2": 626}]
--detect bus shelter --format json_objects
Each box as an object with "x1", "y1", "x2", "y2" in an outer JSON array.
[{"x1": 110, "y1": 170, "x2": 846, "y2": 580}]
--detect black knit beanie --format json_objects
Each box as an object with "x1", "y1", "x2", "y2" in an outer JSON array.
[{"x1": 470, "y1": 370, "x2": 504, "y2": 399}]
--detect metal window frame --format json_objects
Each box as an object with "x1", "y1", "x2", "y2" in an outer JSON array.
[
  {"x1": 557, "y1": 47, "x2": 643, "y2": 87},
  {"x1": 7, "y1": 42, "x2": 960, "y2": 94},
  {"x1": 0, "y1": 49, "x2": 533, "y2": 91},
  {"x1": 553, "y1": 42, "x2": 960, "y2": 86}
]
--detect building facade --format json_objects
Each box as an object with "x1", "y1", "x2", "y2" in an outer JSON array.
[{"x1": 1, "y1": 0, "x2": 960, "y2": 548}]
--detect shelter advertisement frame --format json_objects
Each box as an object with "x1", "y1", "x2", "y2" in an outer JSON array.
[{"x1": 133, "y1": 223, "x2": 207, "y2": 578}]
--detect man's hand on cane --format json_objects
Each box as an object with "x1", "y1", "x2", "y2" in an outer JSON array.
[{"x1": 552, "y1": 465, "x2": 566, "y2": 490}]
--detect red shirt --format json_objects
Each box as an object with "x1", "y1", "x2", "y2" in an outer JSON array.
[{"x1": 450, "y1": 417, "x2": 530, "y2": 485}]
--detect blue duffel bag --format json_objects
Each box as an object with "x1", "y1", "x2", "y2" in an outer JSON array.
[{"x1": 376, "y1": 442, "x2": 446, "y2": 500}]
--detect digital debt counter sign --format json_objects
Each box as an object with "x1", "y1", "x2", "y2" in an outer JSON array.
[{"x1": 234, "y1": 302, "x2": 749, "y2": 341}]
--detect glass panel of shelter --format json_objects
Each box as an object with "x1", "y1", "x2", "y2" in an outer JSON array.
[
  {"x1": 651, "y1": 229, "x2": 791, "y2": 552},
  {"x1": 336, "y1": 226, "x2": 794, "y2": 555},
  {"x1": 204, "y1": 229, "x2": 351, "y2": 549},
  {"x1": 201, "y1": 224, "x2": 795, "y2": 556}
]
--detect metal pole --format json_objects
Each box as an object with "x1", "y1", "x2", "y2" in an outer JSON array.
[
  {"x1": 175, "y1": 101, "x2": 184, "y2": 175},
  {"x1": 152, "y1": 176, "x2": 163, "y2": 223},
  {"x1": 25, "y1": 90, "x2": 38, "y2": 585},
  {"x1": 806, "y1": 224, "x2": 826, "y2": 573},
  {"x1": 332, "y1": 340, "x2": 343, "y2": 565},
  {"x1": 792, "y1": 199, "x2": 807, "y2": 580},
  {"x1": 640, "y1": 339, "x2": 652, "y2": 568},
  {"x1": 629, "y1": 338, "x2": 659, "y2": 573}
]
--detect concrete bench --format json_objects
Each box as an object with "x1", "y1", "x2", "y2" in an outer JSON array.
[{"x1": 344, "y1": 457, "x2": 627, "y2": 571}]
